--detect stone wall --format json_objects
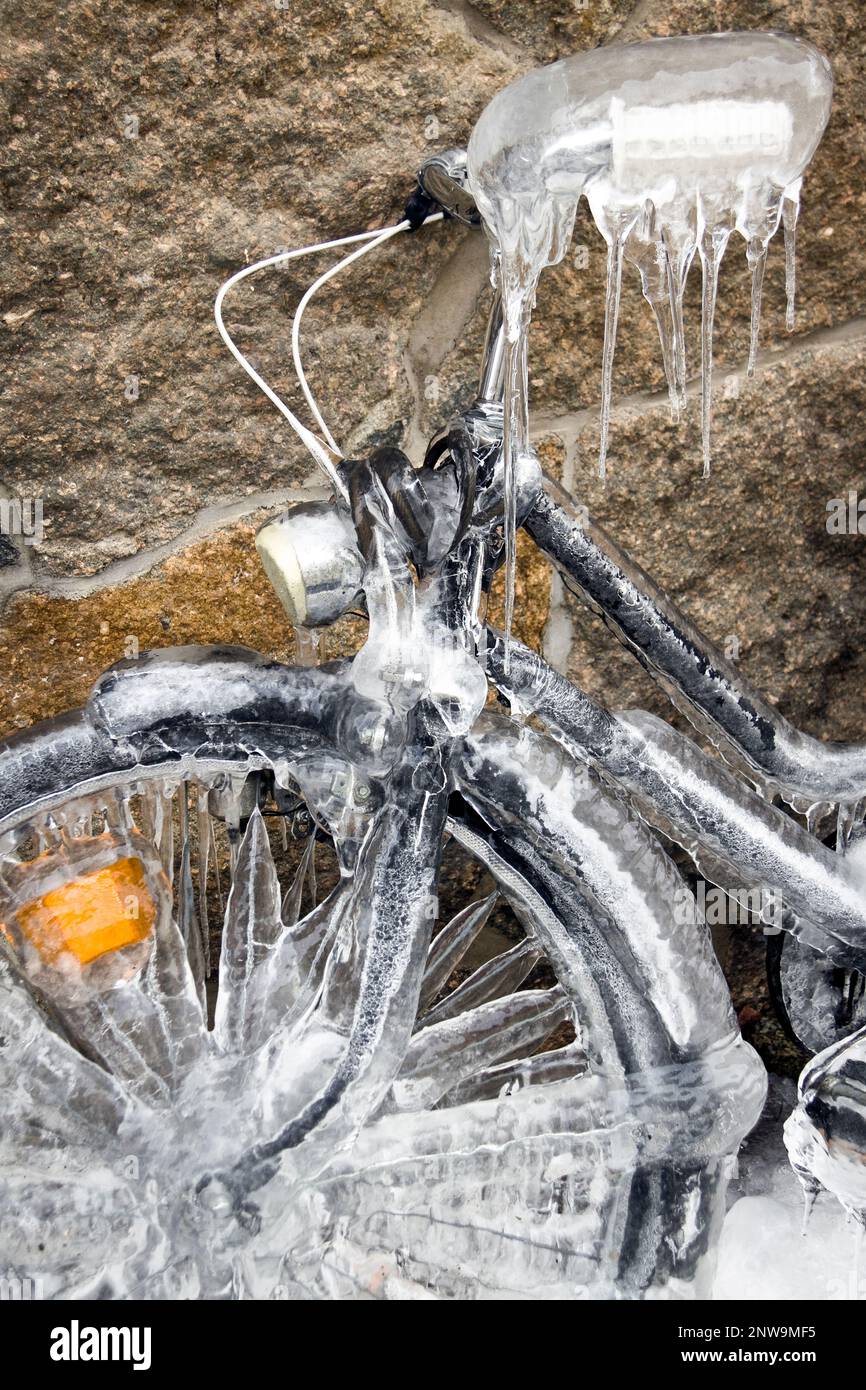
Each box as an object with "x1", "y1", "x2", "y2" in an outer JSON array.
[{"x1": 2, "y1": 0, "x2": 864, "y2": 740}]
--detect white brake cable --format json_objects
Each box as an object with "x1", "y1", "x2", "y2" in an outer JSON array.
[
  {"x1": 214, "y1": 214, "x2": 444, "y2": 501},
  {"x1": 291, "y1": 216, "x2": 443, "y2": 454}
]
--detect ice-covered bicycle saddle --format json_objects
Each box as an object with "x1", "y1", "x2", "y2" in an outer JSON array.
[{"x1": 466, "y1": 32, "x2": 833, "y2": 474}]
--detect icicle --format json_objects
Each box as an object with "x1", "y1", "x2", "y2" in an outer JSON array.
[
  {"x1": 293, "y1": 626, "x2": 321, "y2": 667},
  {"x1": 698, "y1": 223, "x2": 731, "y2": 478},
  {"x1": 623, "y1": 210, "x2": 680, "y2": 420},
  {"x1": 503, "y1": 337, "x2": 517, "y2": 657},
  {"x1": 33, "y1": 816, "x2": 63, "y2": 853},
  {"x1": 139, "y1": 782, "x2": 157, "y2": 847},
  {"x1": 218, "y1": 772, "x2": 249, "y2": 881},
  {"x1": 440, "y1": 1041, "x2": 587, "y2": 1108},
  {"x1": 653, "y1": 276, "x2": 681, "y2": 417},
  {"x1": 306, "y1": 832, "x2": 318, "y2": 907},
  {"x1": 210, "y1": 814, "x2": 224, "y2": 921},
  {"x1": 598, "y1": 234, "x2": 624, "y2": 480},
  {"x1": 389, "y1": 987, "x2": 571, "y2": 1113},
  {"x1": 782, "y1": 185, "x2": 801, "y2": 332},
  {"x1": 663, "y1": 230, "x2": 697, "y2": 411},
  {"x1": 501, "y1": 333, "x2": 527, "y2": 668},
  {"x1": 418, "y1": 891, "x2": 499, "y2": 1014},
  {"x1": 213, "y1": 807, "x2": 283, "y2": 1055},
  {"x1": 800, "y1": 1177, "x2": 821, "y2": 1234},
  {"x1": 196, "y1": 783, "x2": 211, "y2": 977},
  {"x1": 668, "y1": 267, "x2": 686, "y2": 410},
  {"x1": 177, "y1": 787, "x2": 206, "y2": 1010},
  {"x1": 350, "y1": 521, "x2": 426, "y2": 717},
  {"x1": 746, "y1": 237, "x2": 768, "y2": 377},
  {"x1": 805, "y1": 801, "x2": 833, "y2": 836},
  {"x1": 103, "y1": 789, "x2": 135, "y2": 834},
  {"x1": 420, "y1": 937, "x2": 542, "y2": 1031},
  {"x1": 281, "y1": 831, "x2": 317, "y2": 928},
  {"x1": 157, "y1": 789, "x2": 174, "y2": 887},
  {"x1": 836, "y1": 801, "x2": 859, "y2": 854}
]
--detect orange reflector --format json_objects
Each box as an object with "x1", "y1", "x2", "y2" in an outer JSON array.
[{"x1": 16, "y1": 855, "x2": 156, "y2": 966}]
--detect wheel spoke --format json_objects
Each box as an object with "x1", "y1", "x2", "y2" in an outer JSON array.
[
  {"x1": 390, "y1": 986, "x2": 572, "y2": 1112},
  {"x1": 418, "y1": 890, "x2": 498, "y2": 1014},
  {"x1": 214, "y1": 807, "x2": 283, "y2": 1056},
  {"x1": 419, "y1": 935, "x2": 542, "y2": 1031}
]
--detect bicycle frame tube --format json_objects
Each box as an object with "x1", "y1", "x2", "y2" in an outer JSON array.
[
  {"x1": 483, "y1": 631, "x2": 866, "y2": 970},
  {"x1": 471, "y1": 289, "x2": 866, "y2": 805},
  {"x1": 478, "y1": 290, "x2": 506, "y2": 404},
  {"x1": 0, "y1": 646, "x2": 391, "y2": 835},
  {"x1": 525, "y1": 477, "x2": 866, "y2": 805},
  {"x1": 221, "y1": 724, "x2": 450, "y2": 1196},
  {"x1": 469, "y1": 272, "x2": 866, "y2": 806}
]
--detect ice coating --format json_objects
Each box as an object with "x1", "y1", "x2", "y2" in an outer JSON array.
[
  {"x1": 482, "y1": 630, "x2": 866, "y2": 969},
  {"x1": 0, "y1": 694, "x2": 764, "y2": 1298},
  {"x1": 467, "y1": 30, "x2": 833, "y2": 521},
  {"x1": 0, "y1": 476, "x2": 858, "y2": 1299},
  {"x1": 348, "y1": 523, "x2": 488, "y2": 740},
  {"x1": 2, "y1": 33, "x2": 862, "y2": 1296},
  {"x1": 784, "y1": 1026, "x2": 866, "y2": 1228},
  {"x1": 526, "y1": 477, "x2": 866, "y2": 807},
  {"x1": 0, "y1": 466, "x2": 858, "y2": 1297}
]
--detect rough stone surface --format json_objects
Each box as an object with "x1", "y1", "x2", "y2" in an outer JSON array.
[
  {"x1": 2, "y1": 1, "x2": 866, "y2": 1073},
  {"x1": 541, "y1": 333, "x2": 866, "y2": 744},
  {"x1": 0, "y1": 0, "x2": 516, "y2": 574}
]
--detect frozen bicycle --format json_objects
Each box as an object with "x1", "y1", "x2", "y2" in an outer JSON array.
[{"x1": 0, "y1": 31, "x2": 862, "y2": 1300}]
